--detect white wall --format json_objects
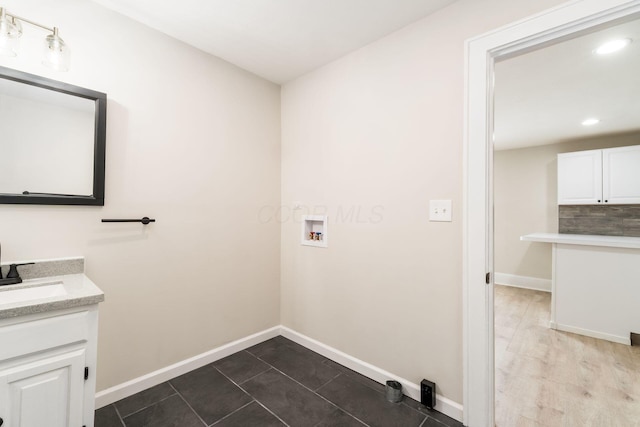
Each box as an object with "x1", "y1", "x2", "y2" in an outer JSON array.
[
  {"x1": 494, "y1": 132, "x2": 640, "y2": 281},
  {"x1": 280, "y1": 0, "x2": 567, "y2": 405},
  {"x1": 0, "y1": 0, "x2": 281, "y2": 390}
]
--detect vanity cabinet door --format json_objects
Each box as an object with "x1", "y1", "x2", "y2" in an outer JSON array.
[
  {"x1": 0, "y1": 347, "x2": 86, "y2": 427},
  {"x1": 558, "y1": 149, "x2": 602, "y2": 204},
  {"x1": 603, "y1": 145, "x2": 640, "y2": 204}
]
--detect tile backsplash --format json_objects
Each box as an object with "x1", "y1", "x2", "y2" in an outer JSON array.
[{"x1": 559, "y1": 205, "x2": 640, "y2": 237}]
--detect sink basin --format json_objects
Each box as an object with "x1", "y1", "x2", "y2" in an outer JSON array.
[{"x1": 0, "y1": 282, "x2": 67, "y2": 305}]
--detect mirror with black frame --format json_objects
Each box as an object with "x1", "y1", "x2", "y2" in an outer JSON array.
[{"x1": 0, "y1": 66, "x2": 106, "y2": 205}]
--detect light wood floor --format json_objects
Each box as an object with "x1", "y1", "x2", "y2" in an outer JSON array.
[{"x1": 494, "y1": 284, "x2": 640, "y2": 427}]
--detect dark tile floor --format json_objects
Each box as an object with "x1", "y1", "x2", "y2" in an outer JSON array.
[{"x1": 95, "y1": 336, "x2": 463, "y2": 427}]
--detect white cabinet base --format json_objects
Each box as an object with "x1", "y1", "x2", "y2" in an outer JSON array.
[
  {"x1": 1, "y1": 347, "x2": 86, "y2": 427},
  {"x1": 551, "y1": 244, "x2": 640, "y2": 345},
  {"x1": 0, "y1": 306, "x2": 100, "y2": 427}
]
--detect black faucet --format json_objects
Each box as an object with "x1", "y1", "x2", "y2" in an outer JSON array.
[
  {"x1": 0, "y1": 242, "x2": 35, "y2": 286},
  {"x1": 0, "y1": 263, "x2": 35, "y2": 286}
]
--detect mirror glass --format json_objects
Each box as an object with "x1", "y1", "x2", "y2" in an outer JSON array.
[{"x1": 0, "y1": 66, "x2": 106, "y2": 205}]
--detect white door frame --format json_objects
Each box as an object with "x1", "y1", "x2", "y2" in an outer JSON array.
[{"x1": 463, "y1": 0, "x2": 640, "y2": 425}]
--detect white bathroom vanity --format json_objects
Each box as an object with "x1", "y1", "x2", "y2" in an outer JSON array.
[{"x1": 0, "y1": 261, "x2": 103, "y2": 427}]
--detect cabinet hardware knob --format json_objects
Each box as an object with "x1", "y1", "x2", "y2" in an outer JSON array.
[
  {"x1": 598, "y1": 200, "x2": 601, "y2": 203},
  {"x1": 605, "y1": 200, "x2": 608, "y2": 203},
  {"x1": 0, "y1": 416, "x2": 4, "y2": 426}
]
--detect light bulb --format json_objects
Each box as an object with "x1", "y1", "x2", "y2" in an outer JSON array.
[
  {"x1": 581, "y1": 118, "x2": 600, "y2": 126},
  {"x1": 595, "y1": 39, "x2": 631, "y2": 55},
  {"x1": 0, "y1": 9, "x2": 22, "y2": 57},
  {"x1": 42, "y1": 28, "x2": 70, "y2": 71}
]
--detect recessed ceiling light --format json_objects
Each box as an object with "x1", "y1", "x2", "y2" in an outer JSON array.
[
  {"x1": 581, "y1": 118, "x2": 600, "y2": 126},
  {"x1": 595, "y1": 38, "x2": 631, "y2": 55}
]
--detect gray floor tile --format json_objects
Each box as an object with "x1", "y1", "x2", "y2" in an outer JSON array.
[
  {"x1": 214, "y1": 350, "x2": 271, "y2": 384},
  {"x1": 323, "y1": 359, "x2": 386, "y2": 394},
  {"x1": 95, "y1": 404, "x2": 124, "y2": 427},
  {"x1": 96, "y1": 337, "x2": 462, "y2": 427},
  {"x1": 402, "y1": 397, "x2": 463, "y2": 427},
  {"x1": 114, "y1": 382, "x2": 175, "y2": 418},
  {"x1": 257, "y1": 339, "x2": 340, "y2": 390},
  {"x1": 421, "y1": 417, "x2": 452, "y2": 427},
  {"x1": 246, "y1": 335, "x2": 295, "y2": 358},
  {"x1": 314, "y1": 408, "x2": 368, "y2": 426},
  {"x1": 211, "y1": 401, "x2": 285, "y2": 426},
  {"x1": 170, "y1": 364, "x2": 252, "y2": 425},
  {"x1": 318, "y1": 374, "x2": 426, "y2": 427},
  {"x1": 242, "y1": 369, "x2": 342, "y2": 427},
  {"x1": 122, "y1": 394, "x2": 204, "y2": 427}
]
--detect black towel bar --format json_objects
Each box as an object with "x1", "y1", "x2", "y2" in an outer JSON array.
[{"x1": 101, "y1": 217, "x2": 156, "y2": 225}]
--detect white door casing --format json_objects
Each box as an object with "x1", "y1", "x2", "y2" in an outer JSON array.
[{"x1": 463, "y1": 1, "x2": 640, "y2": 426}]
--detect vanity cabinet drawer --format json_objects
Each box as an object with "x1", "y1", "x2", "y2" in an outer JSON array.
[{"x1": 0, "y1": 310, "x2": 89, "y2": 362}]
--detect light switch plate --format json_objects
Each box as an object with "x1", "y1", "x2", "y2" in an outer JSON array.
[{"x1": 429, "y1": 200, "x2": 452, "y2": 222}]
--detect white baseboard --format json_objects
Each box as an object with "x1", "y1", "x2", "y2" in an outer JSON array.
[
  {"x1": 553, "y1": 323, "x2": 630, "y2": 346},
  {"x1": 94, "y1": 326, "x2": 281, "y2": 409},
  {"x1": 495, "y1": 272, "x2": 551, "y2": 292},
  {"x1": 281, "y1": 326, "x2": 464, "y2": 422},
  {"x1": 95, "y1": 325, "x2": 464, "y2": 423}
]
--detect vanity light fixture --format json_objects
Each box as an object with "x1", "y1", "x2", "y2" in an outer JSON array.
[
  {"x1": 594, "y1": 38, "x2": 631, "y2": 55},
  {"x1": 581, "y1": 118, "x2": 600, "y2": 126},
  {"x1": 0, "y1": 7, "x2": 70, "y2": 71}
]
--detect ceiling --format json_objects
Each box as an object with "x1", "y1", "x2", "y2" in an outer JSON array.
[
  {"x1": 494, "y1": 17, "x2": 640, "y2": 151},
  {"x1": 92, "y1": 0, "x2": 457, "y2": 84}
]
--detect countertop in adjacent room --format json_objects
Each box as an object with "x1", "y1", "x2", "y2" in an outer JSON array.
[{"x1": 520, "y1": 232, "x2": 640, "y2": 249}]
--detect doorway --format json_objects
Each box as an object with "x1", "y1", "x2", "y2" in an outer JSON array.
[
  {"x1": 492, "y1": 17, "x2": 640, "y2": 424},
  {"x1": 463, "y1": 1, "x2": 640, "y2": 426}
]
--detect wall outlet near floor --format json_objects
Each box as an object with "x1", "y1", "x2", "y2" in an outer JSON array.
[
  {"x1": 429, "y1": 199, "x2": 452, "y2": 222},
  {"x1": 420, "y1": 379, "x2": 436, "y2": 409}
]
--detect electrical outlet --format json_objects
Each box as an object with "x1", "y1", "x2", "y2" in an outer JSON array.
[
  {"x1": 421, "y1": 379, "x2": 436, "y2": 409},
  {"x1": 429, "y1": 200, "x2": 452, "y2": 222}
]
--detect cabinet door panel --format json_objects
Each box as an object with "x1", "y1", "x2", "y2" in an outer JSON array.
[
  {"x1": 0, "y1": 348, "x2": 85, "y2": 427},
  {"x1": 603, "y1": 145, "x2": 640, "y2": 204},
  {"x1": 558, "y1": 150, "x2": 602, "y2": 204}
]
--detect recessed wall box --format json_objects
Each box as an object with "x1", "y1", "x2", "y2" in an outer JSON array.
[{"x1": 301, "y1": 215, "x2": 328, "y2": 247}]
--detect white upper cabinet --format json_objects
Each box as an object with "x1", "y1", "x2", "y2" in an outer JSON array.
[
  {"x1": 558, "y1": 149, "x2": 603, "y2": 204},
  {"x1": 602, "y1": 145, "x2": 640, "y2": 204},
  {"x1": 558, "y1": 145, "x2": 640, "y2": 205}
]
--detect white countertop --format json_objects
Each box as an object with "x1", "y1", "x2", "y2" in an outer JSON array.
[
  {"x1": 521, "y1": 233, "x2": 640, "y2": 249},
  {"x1": 0, "y1": 273, "x2": 104, "y2": 319}
]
